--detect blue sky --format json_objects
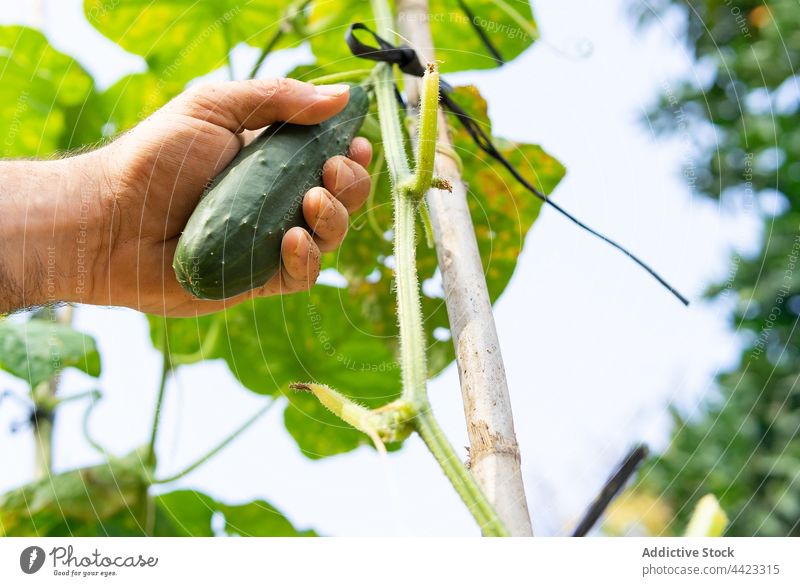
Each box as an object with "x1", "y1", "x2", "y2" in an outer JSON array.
[{"x1": 0, "y1": 0, "x2": 762, "y2": 535}]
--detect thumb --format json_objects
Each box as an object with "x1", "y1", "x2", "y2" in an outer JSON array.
[{"x1": 173, "y1": 78, "x2": 351, "y2": 132}]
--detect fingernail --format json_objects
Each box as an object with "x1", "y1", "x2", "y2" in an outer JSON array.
[
  {"x1": 316, "y1": 84, "x2": 349, "y2": 97},
  {"x1": 296, "y1": 230, "x2": 314, "y2": 256},
  {"x1": 334, "y1": 159, "x2": 355, "y2": 193},
  {"x1": 318, "y1": 190, "x2": 337, "y2": 219}
]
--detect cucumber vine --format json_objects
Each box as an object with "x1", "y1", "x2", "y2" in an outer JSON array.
[{"x1": 291, "y1": 0, "x2": 509, "y2": 536}]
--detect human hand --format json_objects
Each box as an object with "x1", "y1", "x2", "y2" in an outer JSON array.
[{"x1": 86, "y1": 79, "x2": 371, "y2": 316}]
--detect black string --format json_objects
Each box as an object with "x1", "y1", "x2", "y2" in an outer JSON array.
[
  {"x1": 345, "y1": 24, "x2": 689, "y2": 306},
  {"x1": 572, "y1": 444, "x2": 649, "y2": 537},
  {"x1": 456, "y1": 0, "x2": 505, "y2": 65}
]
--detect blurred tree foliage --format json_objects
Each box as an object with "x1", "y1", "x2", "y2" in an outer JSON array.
[{"x1": 632, "y1": 0, "x2": 800, "y2": 536}]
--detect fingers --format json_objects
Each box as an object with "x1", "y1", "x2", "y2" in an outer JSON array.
[
  {"x1": 303, "y1": 187, "x2": 349, "y2": 252},
  {"x1": 300, "y1": 138, "x2": 371, "y2": 251},
  {"x1": 322, "y1": 153, "x2": 372, "y2": 213},
  {"x1": 278, "y1": 227, "x2": 321, "y2": 293},
  {"x1": 347, "y1": 137, "x2": 373, "y2": 168},
  {"x1": 175, "y1": 78, "x2": 351, "y2": 131}
]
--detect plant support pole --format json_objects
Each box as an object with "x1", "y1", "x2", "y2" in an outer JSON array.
[{"x1": 395, "y1": 0, "x2": 533, "y2": 536}]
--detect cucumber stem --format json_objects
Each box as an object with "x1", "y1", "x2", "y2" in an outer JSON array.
[
  {"x1": 146, "y1": 322, "x2": 172, "y2": 472},
  {"x1": 401, "y1": 64, "x2": 441, "y2": 198},
  {"x1": 153, "y1": 399, "x2": 277, "y2": 485},
  {"x1": 416, "y1": 408, "x2": 509, "y2": 536},
  {"x1": 368, "y1": 0, "x2": 509, "y2": 536},
  {"x1": 82, "y1": 392, "x2": 106, "y2": 455},
  {"x1": 248, "y1": 0, "x2": 313, "y2": 79}
]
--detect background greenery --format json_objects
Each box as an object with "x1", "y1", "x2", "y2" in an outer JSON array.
[{"x1": 617, "y1": 0, "x2": 800, "y2": 537}]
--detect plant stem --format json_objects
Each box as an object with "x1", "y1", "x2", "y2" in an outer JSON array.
[
  {"x1": 365, "y1": 148, "x2": 387, "y2": 239},
  {"x1": 248, "y1": 28, "x2": 284, "y2": 79},
  {"x1": 169, "y1": 317, "x2": 221, "y2": 366},
  {"x1": 146, "y1": 324, "x2": 172, "y2": 472},
  {"x1": 153, "y1": 399, "x2": 277, "y2": 485},
  {"x1": 144, "y1": 331, "x2": 172, "y2": 536},
  {"x1": 248, "y1": 0, "x2": 313, "y2": 79},
  {"x1": 32, "y1": 305, "x2": 74, "y2": 480},
  {"x1": 371, "y1": 65, "x2": 410, "y2": 181},
  {"x1": 416, "y1": 408, "x2": 508, "y2": 536},
  {"x1": 396, "y1": 0, "x2": 533, "y2": 535},
  {"x1": 33, "y1": 415, "x2": 52, "y2": 479},
  {"x1": 402, "y1": 64, "x2": 439, "y2": 197},
  {"x1": 82, "y1": 394, "x2": 106, "y2": 455},
  {"x1": 368, "y1": 0, "x2": 508, "y2": 536},
  {"x1": 222, "y1": 23, "x2": 236, "y2": 80},
  {"x1": 393, "y1": 188, "x2": 428, "y2": 404},
  {"x1": 55, "y1": 389, "x2": 99, "y2": 407},
  {"x1": 371, "y1": 0, "x2": 393, "y2": 36},
  {"x1": 306, "y1": 69, "x2": 374, "y2": 86},
  {"x1": 370, "y1": 60, "x2": 425, "y2": 406}
]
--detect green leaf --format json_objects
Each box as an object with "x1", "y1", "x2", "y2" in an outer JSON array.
[
  {"x1": 218, "y1": 500, "x2": 317, "y2": 536},
  {"x1": 308, "y1": 0, "x2": 537, "y2": 74},
  {"x1": 0, "y1": 456, "x2": 312, "y2": 536},
  {"x1": 102, "y1": 72, "x2": 184, "y2": 134},
  {"x1": 0, "y1": 26, "x2": 101, "y2": 157},
  {"x1": 0, "y1": 319, "x2": 101, "y2": 388},
  {"x1": 151, "y1": 284, "x2": 402, "y2": 458},
  {"x1": 84, "y1": 0, "x2": 300, "y2": 84},
  {"x1": 152, "y1": 84, "x2": 563, "y2": 458},
  {"x1": 155, "y1": 490, "x2": 314, "y2": 536},
  {"x1": 0, "y1": 449, "x2": 149, "y2": 537},
  {"x1": 154, "y1": 490, "x2": 216, "y2": 536},
  {"x1": 447, "y1": 85, "x2": 565, "y2": 304}
]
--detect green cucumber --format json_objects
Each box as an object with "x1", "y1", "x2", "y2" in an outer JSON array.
[{"x1": 173, "y1": 84, "x2": 370, "y2": 300}]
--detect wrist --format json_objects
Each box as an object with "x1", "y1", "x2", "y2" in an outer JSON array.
[
  {"x1": 53, "y1": 149, "x2": 116, "y2": 307},
  {"x1": 0, "y1": 151, "x2": 113, "y2": 312}
]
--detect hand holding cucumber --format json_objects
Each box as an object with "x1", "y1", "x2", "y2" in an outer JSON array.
[
  {"x1": 101, "y1": 79, "x2": 374, "y2": 317},
  {"x1": 0, "y1": 78, "x2": 372, "y2": 316}
]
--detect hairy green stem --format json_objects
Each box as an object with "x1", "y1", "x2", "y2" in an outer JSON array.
[
  {"x1": 367, "y1": 0, "x2": 508, "y2": 536},
  {"x1": 394, "y1": 189, "x2": 428, "y2": 404},
  {"x1": 372, "y1": 66, "x2": 411, "y2": 182},
  {"x1": 419, "y1": 200, "x2": 435, "y2": 248},
  {"x1": 416, "y1": 408, "x2": 509, "y2": 536},
  {"x1": 371, "y1": 60, "x2": 426, "y2": 405},
  {"x1": 154, "y1": 399, "x2": 277, "y2": 484},
  {"x1": 366, "y1": 148, "x2": 387, "y2": 239},
  {"x1": 402, "y1": 64, "x2": 439, "y2": 197}
]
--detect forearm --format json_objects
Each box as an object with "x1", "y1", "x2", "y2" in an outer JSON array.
[{"x1": 0, "y1": 152, "x2": 109, "y2": 313}]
